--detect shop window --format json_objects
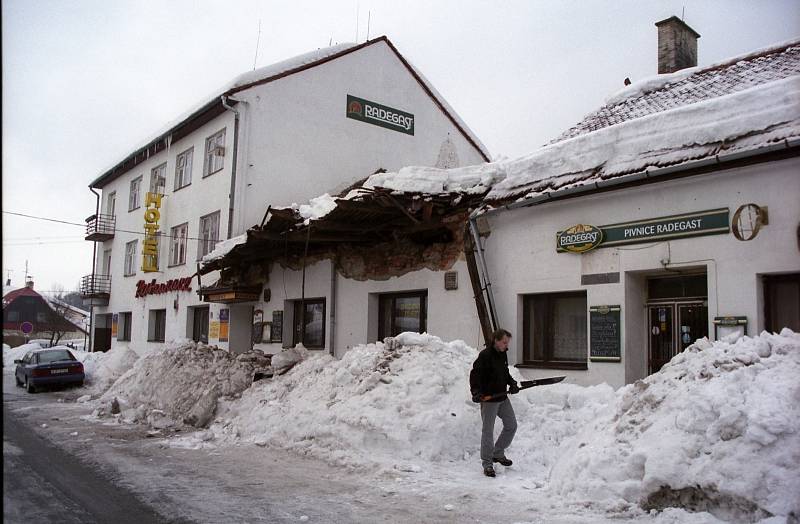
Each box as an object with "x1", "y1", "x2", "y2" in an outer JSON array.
[
  {"x1": 175, "y1": 147, "x2": 193, "y2": 190},
  {"x1": 129, "y1": 176, "x2": 142, "y2": 211},
  {"x1": 292, "y1": 299, "x2": 325, "y2": 349},
  {"x1": 203, "y1": 129, "x2": 226, "y2": 177},
  {"x1": 148, "y1": 309, "x2": 166, "y2": 342},
  {"x1": 118, "y1": 312, "x2": 132, "y2": 341},
  {"x1": 169, "y1": 223, "x2": 188, "y2": 266},
  {"x1": 523, "y1": 291, "x2": 588, "y2": 369},
  {"x1": 124, "y1": 240, "x2": 137, "y2": 276},
  {"x1": 378, "y1": 291, "x2": 428, "y2": 339}
]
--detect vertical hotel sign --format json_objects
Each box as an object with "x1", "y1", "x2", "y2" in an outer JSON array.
[{"x1": 142, "y1": 192, "x2": 163, "y2": 272}]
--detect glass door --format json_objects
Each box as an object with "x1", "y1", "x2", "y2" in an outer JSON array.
[
  {"x1": 192, "y1": 307, "x2": 209, "y2": 343},
  {"x1": 648, "y1": 305, "x2": 674, "y2": 373},
  {"x1": 677, "y1": 302, "x2": 708, "y2": 351}
]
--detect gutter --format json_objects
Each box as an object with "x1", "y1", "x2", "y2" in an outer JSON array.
[
  {"x1": 467, "y1": 137, "x2": 800, "y2": 330},
  {"x1": 221, "y1": 96, "x2": 241, "y2": 239}
]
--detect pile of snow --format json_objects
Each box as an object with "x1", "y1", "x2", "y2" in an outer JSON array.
[
  {"x1": 212, "y1": 332, "x2": 614, "y2": 478},
  {"x1": 549, "y1": 329, "x2": 800, "y2": 522},
  {"x1": 100, "y1": 341, "x2": 269, "y2": 428},
  {"x1": 77, "y1": 345, "x2": 139, "y2": 392},
  {"x1": 202, "y1": 233, "x2": 247, "y2": 262},
  {"x1": 363, "y1": 164, "x2": 505, "y2": 195},
  {"x1": 3, "y1": 342, "x2": 43, "y2": 367},
  {"x1": 294, "y1": 194, "x2": 338, "y2": 225},
  {"x1": 270, "y1": 343, "x2": 308, "y2": 373}
]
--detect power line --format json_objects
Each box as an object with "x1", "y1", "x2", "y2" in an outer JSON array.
[{"x1": 3, "y1": 210, "x2": 219, "y2": 243}]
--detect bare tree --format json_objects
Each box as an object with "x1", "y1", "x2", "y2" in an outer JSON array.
[{"x1": 42, "y1": 299, "x2": 77, "y2": 347}]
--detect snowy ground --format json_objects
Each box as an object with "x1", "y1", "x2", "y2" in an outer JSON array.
[{"x1": 4, "y1": 330, "x2": 799, "y2": 523}]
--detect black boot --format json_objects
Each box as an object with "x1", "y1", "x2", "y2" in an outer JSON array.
[
  {"x1": 483, "y1": 465, "x2": 496, "y2": 477},
  {"x1": 493, "y1": 456, "x2": 512, "y2": 467}
]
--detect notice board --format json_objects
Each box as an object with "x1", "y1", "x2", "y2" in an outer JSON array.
[
  {"x1": 589, "y1": 305, "x2": 621, "y2": 362},
  {"x1": 271, "y1": 310, "x2": 283, "y2": 343}
]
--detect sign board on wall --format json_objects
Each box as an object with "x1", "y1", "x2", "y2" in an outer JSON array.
[
  {"x1": 209, "y1": 321, "x2": 220, "y2": 340},
  {"x1": 219, "y1": 308, "x2": 229, "y2": 342},
  {"x1": 111, "y1": 313, "x2": 118, "y2": 338},
  {"x1": 271, "y1": 311, "x2": 283, "y2": 343},
  {"x1": 589, "y1": 305, "x2": 621, "y2": 362},
  {"x1": 142, "y1": 192, "x2": 163, "y2": 272},
  {"x1": 557, "y1": 209, "x2": 730, "y2": 252},
  {"x1": 346, "y1": 95, "x2": 415, "y2": 135}
]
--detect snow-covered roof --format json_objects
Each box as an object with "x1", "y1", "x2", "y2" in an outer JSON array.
[
  {"x1": 349, "y1": 40, "x2": 800, "y2": 204},
  {"x1": 90, "y1": 36, "x2": 489, "y2": 189},
  {"x1": 553, "y1": 40, "x2": 800, "y2": 143}
]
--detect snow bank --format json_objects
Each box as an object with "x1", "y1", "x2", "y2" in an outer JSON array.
[
  {"x1": 101, "y1": 341, "x2": 269, "y2": 428},
  {"x1": 3, "y1": 342, "x2": 43, "y2": 367},
  {"x1": 294, "y1": 194, "x2": 337, "y2": 225},
  {"x1": 77, "y1": 345, "x2": 140, "y2": 393},
  {"x1": 549, "y1": 329, "x2": 800, "y2": 521}
]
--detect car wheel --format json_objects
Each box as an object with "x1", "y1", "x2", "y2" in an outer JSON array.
[{"x1": 25, "y1": 377, "x2": 36, "y2": 394}]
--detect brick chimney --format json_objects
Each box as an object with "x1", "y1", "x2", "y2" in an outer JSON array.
[
  {"x1": 655, "y1": 16, "x2": 700, "y2": 74},
  {"x1": 25, "y1": 279, "x2": 34, "y2": 289}
]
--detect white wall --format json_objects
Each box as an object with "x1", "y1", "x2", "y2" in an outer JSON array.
[
  {"x1": 231, "y1": 40, "x2": 487, "y2": 234},
  {"x1": 482, "y1": 156, "x2": 800, "y2": 388}
]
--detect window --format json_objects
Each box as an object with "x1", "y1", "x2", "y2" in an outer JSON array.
[
  {"x1": 118, "y1": 312, "x2": 132, "y2": 341},
  {"x1": 174, "y1": 147, "x2": 193, "y2": 190},
  {"x1": 197, "y1": 211, "x2": 220, "y2": 259},
  {"x1": 148, "y1": 309, "x2": 167, "y2": 342},
  {"x1": 523, "y1": 291, "x2": 588, "y2": 369},
  {"x1": 292, "y1": 299, "x2": 325, "y2": 349},
  {"x1": 150, "y1": 163, "x2": 166, "y2": 194},
  {"x1": 169, "y1": 223, "x2": 188, "y2": 266},
  {"x1": 203, "y1": 129, "x2": 226, "y2": 177},
  {"x1": 107, "y1": 192, "x2": 116, "y2": 216},
  {"x1": 129, "y1": 176, "x2": 142, "y2": 211},
  {"x1": 124, "y1": 240, "x2": 137, "y2": 276},
  {"x1": 103, "y1": 249, "x2": 112, "y2": 274},
  {"x1": 8, "y1": 310, "x2": 20, "y2": 322},
  {"x1": 378, "y1": 291, "x2": 428, "y2": 339}
]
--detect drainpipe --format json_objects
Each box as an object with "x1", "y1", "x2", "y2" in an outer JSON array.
[
  {"x1": 88, "y1": 186, "x2": 101, "y2": 352},
  {"x1": 221, "y1": 96, "x2": 240, "y2": 239},
  {"x1": 329, "y1": 260, "x2": 337, "y2": 357},
  {"x1": 467, "y1": 210, "x2": 499, "y2": 331}
]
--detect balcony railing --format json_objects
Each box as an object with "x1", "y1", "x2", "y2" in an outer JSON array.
[
  {"x1": 85, "y1": 214, "x2": 116, "y2": 241},
  {"x1": 80, "y1": 274, "x2": 111, "y2": 305}
]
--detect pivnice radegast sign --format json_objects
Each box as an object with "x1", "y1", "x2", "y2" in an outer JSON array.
[
  {"x1": 556, "y1": 208, "x2": 730, "y2": 253},
  {"x1": 346, "y1": 95, "x2": 414, "y2": 135}
]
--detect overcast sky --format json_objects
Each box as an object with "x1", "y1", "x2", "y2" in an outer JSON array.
[{"x1": 2, "y1": 0, "x2": 798, "y2": 295}]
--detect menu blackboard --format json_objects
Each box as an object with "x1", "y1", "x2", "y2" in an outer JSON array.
[
  {"x1": 589, "y1": 305, "x2": 621, "y2": 361},
  {"x1": 271, "y1": 310, "x2": 283, "y2": 343}
]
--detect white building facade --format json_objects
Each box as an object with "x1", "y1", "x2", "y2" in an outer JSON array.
[{"x1": 83, "y1": 37, "x2": 488, "y2": 354}]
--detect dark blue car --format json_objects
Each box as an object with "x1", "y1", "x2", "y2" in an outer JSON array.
[{"x1": 14, "y1": 348, "x2": 85, "y2": 393}]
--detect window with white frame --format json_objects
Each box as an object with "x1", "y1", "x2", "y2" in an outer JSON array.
[
  {"x1": 118, "y1": 312, "x2": 132, "y2": 341},
  {"x1": 150, "y1": 163, "x2": 166, "y2": 194},
  {"x1": 148, "y1": 309, "x2": 167, "y2": 342},
  {"x1": 124, "y1": 240, "x2": 137, "y2": 276},
  {"x1": 129, "y1": 176, "x2": 142, "y2": 211},
  {"x1": 197, "y1": 211, "x2": 220, "y2": 259},
  {"x1": 174, "y1": 147, "x2": 193, "y2": 190},
  {"x1": 106, "y1": 191, "x2": 116, "y2": 216},
  {"x1": 203, "y1": 129, "x2": 226, "y2": 177},
  {"x1": 169, "y1": 223, "x2": 188, "y2": 266}
]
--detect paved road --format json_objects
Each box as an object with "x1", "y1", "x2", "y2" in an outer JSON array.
[{"x1": 3, "y1": 404, "x2": 180, "y2": 523}]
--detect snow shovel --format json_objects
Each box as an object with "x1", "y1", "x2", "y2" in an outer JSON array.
[{"x1": 478, "y1": 376, "x2": 566, "y2": 402}]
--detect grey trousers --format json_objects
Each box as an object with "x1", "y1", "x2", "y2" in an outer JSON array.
[{"x1": 480, "y1": 398, "x2": 517, "y2": 468}]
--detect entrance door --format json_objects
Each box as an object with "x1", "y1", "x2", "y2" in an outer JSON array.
[
  {"x1": 192, "y1": 306, "x2": 209, "y2": 343},
  {"x1": 648, "y1": 305, "x2": 674, "y2": 373},
  {"x1": 648, "y1": 301, "x2": 708, "y2": 373}
]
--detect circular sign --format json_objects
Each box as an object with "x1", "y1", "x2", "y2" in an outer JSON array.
[
  {"x1": 557, "y1": 224, "x2": 604, "y2": 253},
  {"x1": 732, "y1": 203, "x2": 765, "y2": 241},
  {"x1": 20, "y1": 321, "x2": 34, "y2": 334}
]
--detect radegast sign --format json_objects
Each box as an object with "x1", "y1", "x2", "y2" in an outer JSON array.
[
  {"x1": 556, "y1": 224, "x2": 604, "y2": 253},
  {"x1": 346, "y1": 95, "x2": 414, "y2": 135},
  {"x1": 557, "y1": 209, "x2": 730, "y2": 252}
]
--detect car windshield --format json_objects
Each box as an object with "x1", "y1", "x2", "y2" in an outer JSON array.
[{"x1": 37, "y1": 350, "x2": 76, "y2": 364}]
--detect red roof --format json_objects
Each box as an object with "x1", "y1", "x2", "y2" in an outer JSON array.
[{"x1": 3, "y1": 286, "x2": 42, "y2": 304}]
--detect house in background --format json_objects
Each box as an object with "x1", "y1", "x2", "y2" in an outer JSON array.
[
  {"x1": 3, "y1": 280, "x2": 89, "y2": 348},
  {"x1": 82, "y1": 36, "x2": 489, "y2": 354}
]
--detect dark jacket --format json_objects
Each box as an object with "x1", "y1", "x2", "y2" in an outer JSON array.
[{"x1": 469, "y1": 346, "x2": 517, "y2": 402}]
